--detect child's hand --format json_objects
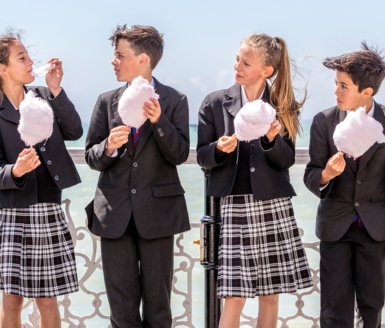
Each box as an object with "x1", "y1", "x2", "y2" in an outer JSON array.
[
  {"x1": 106, "y1": 125, "x2": 131, "y2": 156},
  {"x1": 265, "y1": 119, "x2": 281, "y2": 142},
  {"x1": 320, "y1": 151, "x2": 346, "y2": 185},
  {"x1": 144, "y1": 97, "x2": 161, "y2": 124},
  {"x1": 216, "y1": 134, "x2": 237, "y2": 153},
  {"x1": 45, "y1": 58, "x2": 63, "y2": 97},
  {"x1": 12, "y1": 147, "x2": 41, "y2": 178}
]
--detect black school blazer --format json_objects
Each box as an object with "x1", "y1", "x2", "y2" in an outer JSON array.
[
  {"x1": 197, "y1": 84, "x2": 296, "y2": 200},
  {"x1": 0, "y1": 87, "x2": 82, "y2": 208}
]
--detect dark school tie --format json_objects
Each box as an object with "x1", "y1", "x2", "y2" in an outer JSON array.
[{"x1": 131, "y1": 127, "x2": 140, "y2": 148}]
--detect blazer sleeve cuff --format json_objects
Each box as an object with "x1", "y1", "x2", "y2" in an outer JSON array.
[{"x1": 4, "y1": 165, "x2": 26, "y2": 189}]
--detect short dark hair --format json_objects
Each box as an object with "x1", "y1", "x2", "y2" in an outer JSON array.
[
  {"x1": 323, "y1": 42, "x2": 385, "y2": 95},
  {"x1": 109, "y1": 24, "x2": 164, "y2": 70}
]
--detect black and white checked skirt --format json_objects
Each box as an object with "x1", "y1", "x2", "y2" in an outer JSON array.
[
  {"x1": 0, "y1": 203, "x2": 79, "y2": 298},
  {"x1": 217, "y1": 195, "x2": 313, "y2": 298}
]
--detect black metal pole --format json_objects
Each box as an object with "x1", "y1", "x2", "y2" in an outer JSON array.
[{"x1": 200, "y1": 173, "x2": 222, "y2": 328}]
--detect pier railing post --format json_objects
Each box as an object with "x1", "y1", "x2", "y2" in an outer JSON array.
[{"x1": 200, "y1": 173, "x2": 222, "y2": 328}]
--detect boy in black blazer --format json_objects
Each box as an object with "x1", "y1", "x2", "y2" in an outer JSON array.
[
  {"x1": 85, "y1": 25, "x2": 190, "y2": 327},
  {"x1": 304, "y1": 43, "x2": 385, "y2": 327}
]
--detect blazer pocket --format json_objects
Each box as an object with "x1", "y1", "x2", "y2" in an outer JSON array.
[
  {"x1": 152, "y1": 183, "x2": 185, "y2": 198},
  {"x1": 370, "y1": 191, "x2": 385, "y2": 202}
]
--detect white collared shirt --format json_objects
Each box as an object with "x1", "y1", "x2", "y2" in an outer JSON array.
[{"x1": 240, "y1": 84, "x2": 265, "y2": 106}]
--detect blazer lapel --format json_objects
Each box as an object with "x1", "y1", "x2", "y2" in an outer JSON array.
[
  {"x1": 111, "y1": 87, "x2": 126, "y2": 127},
  {"x1": 222, "y1": 84, "x2": 242, "y2": 136},
  {"x1": 111, "y1": 86, "x2": 134, "y2": 157},
  {"x1": 223, "y1": 84, "x2": 242, "y2": 117},
  {"x1": 335, "y1": 109, "x2": 358, "y2": 172},
  {"x1": 358, "y1": 102, "x2": 385, "y2": 171},
  {"x1": 0, "y1": 95, "x2": 20, "y2": 124},
  {"x1": 133, "y1": 78, "x2": 166, "y2": 159}
]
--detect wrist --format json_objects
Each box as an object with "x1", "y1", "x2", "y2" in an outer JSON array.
[
  {"x1": 320, "y1": 169, "x2": 334, "y2": 185},
  {"x1": 105, "y1": 147, "x2": 115, "y2": 156},
  {"x1": 105, "y1": 141, "x2": 115, "y2": 156},
  {"x1": 11, "y1": 165, "x2": 22, "y2": 178},
  {"x1": 216, "y1": 143, "x2": 224, "y2": 153},
  {"x1": 49, "y1": 87, "x2": 62, "y2": 98}
]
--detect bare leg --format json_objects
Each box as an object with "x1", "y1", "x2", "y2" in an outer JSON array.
[
  {"x1": 35, "y1": 297, "x2": 61, "y2": 328},
  {"x1": 0, "y1": 293, "x2": 23, "y2": 328},
  {"x1": 219, "y1": 297, "x2": 246, "y2": 328},
  {"x1": 257, "y1": 294, "x2": 279, "y2": 328}
]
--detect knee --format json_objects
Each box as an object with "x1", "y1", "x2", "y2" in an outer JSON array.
[
  {"x1": 35, "y1": 297, "x2": 58, "y2": 313},
  {"x1": 259, "y1": 294, "x2": 279, "y2": 307},
  {"x1": 2, "y1": 294, "x2": 23, "y2": 313},
  {"x1": 224, "y1": 296, "x2": 246, "y2": 310}
]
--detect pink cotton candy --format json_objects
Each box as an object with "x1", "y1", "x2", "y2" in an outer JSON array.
[
  {"x1": 333, "y1": 107, "x2": 385, "y2": 159},
  {"x1": 118, "y1": 76, "x2": 159, "y2": 129},
  {"x1": 33, "y1": 63, "x2": 52, "y2": 77},
  {"x1": 18, "y1": 91, "x2": 54, "y2": 146},
  {"x1": 234, "y1": 99, "x2": 276, "y2": 141}
]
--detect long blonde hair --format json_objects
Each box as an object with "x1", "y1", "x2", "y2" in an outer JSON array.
[{"x1": 243, "y1": 34, "x2": 305, "y2": 143}]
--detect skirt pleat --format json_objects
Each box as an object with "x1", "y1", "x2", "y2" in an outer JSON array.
[
  {"x1": 0, "y1": 203, "x2": 79, "y2": 298},
  {"x1": 217, "y1": 195, "x2": 313, "y2": 298}
]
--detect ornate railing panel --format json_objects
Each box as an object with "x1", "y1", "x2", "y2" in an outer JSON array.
[{"x1": 1, "y1": 148, "x2": 383, "y2": 327}]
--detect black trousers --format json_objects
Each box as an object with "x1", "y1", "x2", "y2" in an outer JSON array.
[
  {"x1": 320, "y1": 223, "x2": 385, "y2": 328},
  {"x1": 101, "y1": 219, "x2": 174, "y2": 328}
]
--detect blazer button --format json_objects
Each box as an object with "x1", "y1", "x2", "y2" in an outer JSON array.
[
  {"x1": 131, "y1": 189, "x2": 137, "y2": 194},
  {"x1": 40, "y1": 146, "x2": 46, "y2": 152},
  {"x1": 356, "y1": 179, "x2": 362, "y2": 184},
  {"x1": 47, "y1": 160, "x2": 52, "y2": 165},
  {"x1": 133, "y1": 162, "x2": 138, "y2": 168},
  {"x1": 54, "y1": 175, "x2": 59, "y2": 181},
  {"x1": 250, "y1": 167, "x2": 256, "y2": 173},
  {"x1": 354, "y1": 201, "x2": 360, "y2": 207}
]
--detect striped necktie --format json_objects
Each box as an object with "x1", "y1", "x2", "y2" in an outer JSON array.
[{"x1": 131, "y1": 128, "x2": 140, "y2": 148}]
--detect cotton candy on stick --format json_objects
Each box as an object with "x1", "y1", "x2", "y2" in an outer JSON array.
[
  {"x1": 333, "y1": 107, "x2": 385, "y2": 159},
  {"x1": 118, "y1": 76, "x2": 159, "y2": 129},
  {"x1": 33, "y1": 63, "x2": 53, "y2": 77},
  {"x1": 234, "y1": 99, "x2": 276, "y2": 141},
  {"x1": 17, "y1": 91, "x2": 54, "y2": 146}
]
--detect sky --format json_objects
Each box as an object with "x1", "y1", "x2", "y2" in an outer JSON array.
[{"x1": 2, "y1": 0, "x2": 385, "y2": 124}]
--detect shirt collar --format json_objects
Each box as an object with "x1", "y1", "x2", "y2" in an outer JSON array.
[
  {"x1": 367, "y1": 100, "x2": 375, "y2": 117},
  {"x1": 241, "y1": 84, "x2": 265, "y2": 106}
]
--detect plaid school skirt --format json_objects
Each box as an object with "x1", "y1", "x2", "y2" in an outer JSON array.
[
  {"x1": 217, "y1": 195, "x2": 313, "y2": 298},
  {"x1": 0, "y1": 203, "x2": 79, "y2": 298}
]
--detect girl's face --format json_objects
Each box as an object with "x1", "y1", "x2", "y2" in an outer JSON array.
[
  {"x1": 0, "y1": 41, "x2": 34, "y2": 87},
  {"x1": 234, "y1": 43, "x2": 271, "y2": 88}
]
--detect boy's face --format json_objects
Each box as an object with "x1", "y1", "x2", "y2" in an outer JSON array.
[
  {"x1": 335, "y1": 71, "x2": 372, "y2": 111},
  {"x1": 111, "y1": 39, "x2": 147, "y2": 84}
]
